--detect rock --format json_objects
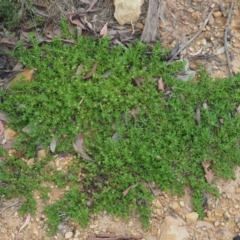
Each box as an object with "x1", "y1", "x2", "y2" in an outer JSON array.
[
  {"x1": 208, "y1": 15, "x2": 214, "y2": 25},
  {"x1": 74, "y1": 230, "x2": 80, "y2": 238},
  {"x1": 170, "y1": 202, "x2": 180, "y2": 211},
  {"x1": 235, "y1": 188, "x2": 240, "y2": 194},
  {"x1": 203, "y1": 217, "x2": 216, "y2": 223},
  {"x1": 214, "y1": 220, "x2": 220, "y2": 227},
  {"x1": 65, "y1": 231, "x2": 73, "y2": 239},
  {"x1": 185, "y1": 212, "x2": 199, "y2": 224},
  {"x1": 214, "y1": 209, "x2": 225, "y2": 217},
  {"x1": 27, "y1": 158, "x2": 35, "y2": 167},
  {"x1": 195, "y1": 221, "x2": 214, "y2": 229},
  {"x1": 213, "y1": 11, "x2": 222, "y2": 18},
  {"x1": 4, "y1": 128, "x2": 17, "y2": 140},
  {"x1": 232, "y1": 68, "x2": 239, "y2": 75},
  {"x1": 153, "y1": 199, "x2": 163, "y2": 208},
  {"x1": 229, "y1": 207, "x2": 237, "y2": 215},
  {"x1": 179, "y1": 201, "x2": 185, "y2": 207},
  {"x1": 114, "y1": 0, "x2": 144, "y2": 25},
  {"x1": 135, "y1": 22, "x2": 144, "y2": 29},
  {"x1": 30, "y1": 224, "x2": 39, "y2": 236},
  {"x1": 37, "y1": 149, "x2": 47, "y2": 159},
  {"x1": 159, "y1": 216, "x2": 189, "y2": 240},
  {"x1": 224, "y1": 211, "x2": 230, "y2": 221}
]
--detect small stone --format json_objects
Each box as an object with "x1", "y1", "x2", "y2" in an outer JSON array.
[
  {"x1": 65, "y1": 232, "x2": 73, "y2": 239},
  {"x1": 235, "y1": 205, "x2": 239, "y2": 209},
  {"x1": 235, "y1": 217, "x2": 239, "y2": 224},
  {"x1": 214, "y1": 209, "x2": 225, "y2": 217},
  {"x1": 159, "y1": 22, "x2": 166, "y2": 28},
  {"x1": 229, "y1": 207, "x2": 237, "y2": 215},
  {"x1": 153, "y1": 199, "x2": 163, "y2": 208},
  {"x1": 203, "y1": 217, "x2": 216, "y2": 223},
  {"x1": 30, "y1": 224, "x2": 39, "y2": 236},
  {"x1": 179, "y1": 201, "x2": 185, "y2": 207},
  {"x1": 202, "y1": 39, "x2": 207, "y2": 45},
  {"x1": 237, "y1": 222, "x2": 240, "y2": 229},
  {"x1": 214, "y1": 221, "x2": 220, "y2": 227},
  {"x1": 171, "y1": 202, "x2": 180, "y2": 210},
  {"x1": 235, "y1": 188, "x2": 240, "y2": 194},
  {"x1": 113, "y1": 216, "x2": 120, "y2": 222},
  {"x1": 220, "y1": 222, "x2": 225, "y2": 226},
  {"x1": 135, "y1": 22, "x2": 144, "y2": 29},
  {"x1": 185, "y1": 212, "x2": 199, "y2": 224},
  {"x1": 208, "y1": 15, "x2": 214, "y2": 25},
  {"x1": 224, "y1": 211, "x2": 230, "y2": 221},
  {"x1": 232, "y1": 68, "x2": 239, "y2": 75},
  {"x1": 4, "y1": 128, "x2": 17, "y2": 140},
  {"x1": 74, "y1": 230, "x2": 80, "y2": 238},
  {"x1": 206, "y1": 210, "x2": 212, "y2": 218},
  {"x1": 192, "y1": 11, "x2": 200, "y2": 21},
  {"x1": 37, "y1": 149, "x2": 47, "y2": 158},
  {"x1": 27, "y1": 158, "x2": 35, "y2": 167},
  {"x1": 114, "y1": 0, "x2": 144, "y2": 25},
  {"x1": 213, "y1": 11, "x2": 222, "y2": 18}
]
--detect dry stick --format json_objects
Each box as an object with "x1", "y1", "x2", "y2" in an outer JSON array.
[
  {"x1": 224, "y1": 0, "x2": 235, "y2": 77},
  {"x1": 168, "y1": 7, "x2": 214, "y2": 64}
]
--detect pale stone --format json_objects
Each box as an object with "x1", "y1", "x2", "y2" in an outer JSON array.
[
  {"x1": 229, "y1": 207, "x2": 237, "y2": 215},
  {"x1": 159, "y1": 216, "x2": 189, "y2": 240},
  {"x1": 30, "y1": 224, "x2": 39, "y2": 236},
  {"x1": 185, "y1": 212, "x2": 199, "y2": 224},
  {"x1": 213, "y1": 11, "x2": 222, "y2": 18},
  {"x1": 171, "y1": 202, "x2": 180, "y2": 211},
  {"x1": 214, "y1": 209, "x2": 224, "y2": 217},
  {"x1": 4, "y1": 128, "x2": 17, "y2": 140},
  {"x1": 27, "y1": 158, "x2": 35, "y2": 167},
  {"x1": 74, "y1": 230, "x2": 80, "y2": 238},
  {"x1": 214, "y1": 220, "x2": 220, "y2": 227},
  {"x1": 153, "y1": 199, "x2": 163, "y2": 208},
  {"x1": 232, "y1": 68, "x2": 239, "y2": 75},
  {"x1": 235, "y1": 188, "x2": 240, "y2": 194},
  {"x1": 179, "y1": 201, "x2": 185, "y2": 207},
  {"x1": 195, "y1": 221, "x2": 214, "y2": 229},
  {"x1": 37, "y1": 149, "x2": 47, "y2": 158},
  {"x1": 224, "y1": 211, "x2": 230, "y2": 221},
  {"x1": 65, "y1": 231, "x2": 73, "y2": 239},
  {"x1": 114, "y1": 0, "x2": 144, "y2": 25},
  {"x1": 135, "y1": 22, "x2": 144, "y2": 29}
]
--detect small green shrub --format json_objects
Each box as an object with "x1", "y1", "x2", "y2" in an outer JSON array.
[{"x1": 1, "y1": 35, "x2": 240, "y2": 235}]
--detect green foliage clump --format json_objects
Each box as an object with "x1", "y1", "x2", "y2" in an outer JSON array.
[
  {"x1": 0, "y1": 0, "x2": 20, "y2": 29},
  {"x1": 1, "y1": 35, "x2": 240, "y2": 235}
]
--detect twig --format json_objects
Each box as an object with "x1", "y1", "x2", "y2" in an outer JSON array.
[
  {"x1": 0, "y1": 201, "x2": 22, "y2": 215},
  {"x1": 168, "y1": 7, "x2": 214, "y2": 64},
  {"x1": 224, "y1": 0, "x2": 235, "y2": 77}
]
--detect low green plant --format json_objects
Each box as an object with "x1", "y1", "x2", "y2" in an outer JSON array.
[
  {"x1": 0, "y1": 0, "x2": 20, "y2": 29},
  {"x1": 1, "y1": 34, "x2": 240, "y2": 235}
]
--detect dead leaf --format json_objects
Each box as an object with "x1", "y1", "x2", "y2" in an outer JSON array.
[
  {"x1": 74, "y1": 63, "x2": 84, "y2": 77},
  {"x1": 83, "y1": 62, "x2": 98, "y2": 79},
  {"x1": 73, "y1": 134, "x2": 94, "y2": 161},
  {"x1": 158, "y1": 77, "x2": 164, "y2": 91},
  {"x1": 196, "y1": 104, "x2": 201, "y2": 125},
  {"x1": 19, "y1": 213, "x2": 31, "y2": 233},
  {"x1": 202, "y1": 161, "x2": 214, "y2": 184},
  {"x1": 130, "y1": 108, "x2": 140, "y2": 119},
  {"x1": 9, "y1": 68, "x2": 36, "y2": 87},
  {"x1": 50, "y1": 136, "x2": 57, "y2": 153},
  {"x1": 0, "y1": 112, "x2": 9, "y2": 122},
  {"x1": 100, "y1": 22, "x2": 108, "y2": 37},
  {"x1": 134, "y1": 78, "x2": 145, "y2": 91},
  {"x1": 122, "y1": 183, "x2": 138, "y2": 197},
  {"x1": 69, "y1": 14, "x2": 86, "y2": 30},
  {"x1": 0, "y1": 37, "x2": 17, "y2": 46},
  {"x1": 2, "y1": 140, "x2": 14, "y2": 149},
  {"x1": 0, "y1": 120, "x2": 4, "y2": 135}
]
